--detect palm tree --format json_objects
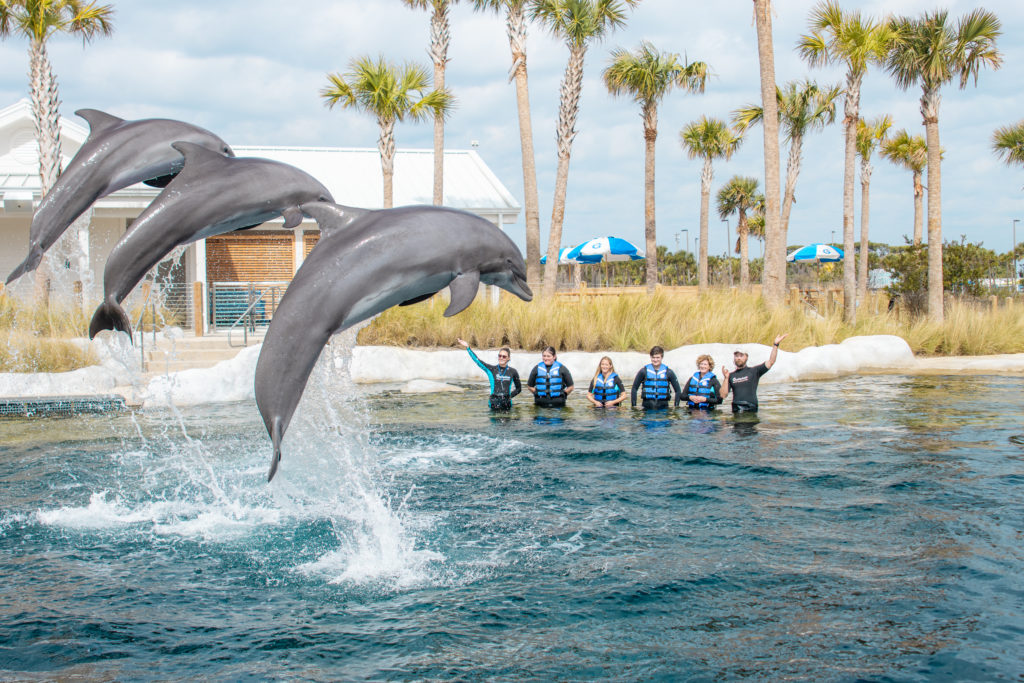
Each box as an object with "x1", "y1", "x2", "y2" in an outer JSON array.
[
  {"x1": 887, "y1": 9, "x2": 1002, "y2": 323},
  {"x1": 798, "y1": 0, "x2": 890, "y2": 323},
  {"x1": 0, "y1": 0, "x2": 114, "y2": 298},
  {"x1": 321, "y1": 56, "x2": 453, "y2": 208},
  {"x1": 471, "y1": 0, "x2": 542, "y2": 290},
  {"x1": 604, "y1": 41, "x2": 708, "y2": 294},
  {"x1": 880, "y1": 129, "x2": 927, "y2": 246},
  {"x1": 401, "y1": 0, "x2": 457, "y2": 206},
  {"x1": 733, "y1": 79, "x2": 841, "y2": 243},
  {"x1": 679, "y1": 117, "x2": 743, "y2": 292},
  {"x1": 751, "y1": 0, "x2": 785, "y2": 308},
  {"x1": 534, "y1": 0, "x2": 637, "y2": 298},
  {"x1": 855, "y1": 114, "x2": 891, "y2": 302},
  {"x1": 717, "y1": 176, "x2": 763, "y2": 291},
  {"x1": 993, "y1": 121, "x2": 1024, "y2": 168}
]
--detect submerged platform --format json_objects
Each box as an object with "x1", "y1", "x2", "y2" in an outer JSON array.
[{"x1": 0, "y1": 395, "x2": 128, "y2": 417}]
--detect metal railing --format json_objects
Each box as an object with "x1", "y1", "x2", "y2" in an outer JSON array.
[
  {"x1": 123, "y1": 281, "x2": 195, "y2": 371},
  {"x1": 208, "y1": 281, "x2": 289, "y2": 345}
]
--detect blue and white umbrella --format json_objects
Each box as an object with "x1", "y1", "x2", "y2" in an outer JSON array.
[
  {"x1": 540, "y1": 246, "x2": 578, "y2": 265},
  {"x1": 565, "y1": 236, "x2": 645, "y2": 264},
  {"x1": 786, "y1": 243, "x2": 844, "y2": 263}
]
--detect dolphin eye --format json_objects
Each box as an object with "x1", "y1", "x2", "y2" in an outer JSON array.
[{"x1": 318, "y1": 195, "x2": 329, "y2": 203}]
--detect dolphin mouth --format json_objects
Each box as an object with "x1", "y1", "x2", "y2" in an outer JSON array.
[{"x1": 512, "y1": 273, "x2": 533, "y2": 301}]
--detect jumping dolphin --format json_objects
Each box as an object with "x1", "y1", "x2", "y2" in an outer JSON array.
[
  {"x1": 6, "y1": 110, "x2": 234, "y2": 285},
  {"x1": 88, "y1": 143, "x2": 333, "y2": 339},
  {"x1": 255, "y1": 201, "x2": 533, "y2": 481}
]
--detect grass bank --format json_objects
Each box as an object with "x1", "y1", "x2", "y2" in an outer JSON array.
[
  {"x1": 0, "y1": 293, "x2": 96, "y2": 372},
  {"x1": 358, "y1": 291, "x2": 1024, "y2": 356}
]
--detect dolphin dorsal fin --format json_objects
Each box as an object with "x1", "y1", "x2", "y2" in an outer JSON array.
[
  {"x1": 76, "y1": 109, "x2": 124, "y2": 139},
  {"x1": 301, "y1": 201, "x2": 371, "y2": 237},
  {"x1": 171, "y1": 141, "x2": 232, "y2": 173}
]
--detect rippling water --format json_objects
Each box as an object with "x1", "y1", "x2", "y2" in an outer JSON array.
[{"x1": 1, "y1": 372, "x2": 1022, "y2": 680}]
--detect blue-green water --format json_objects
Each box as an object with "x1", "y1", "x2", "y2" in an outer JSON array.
[{"x1": 1, "y1": 374, "x2": 1023, "y2": 680}]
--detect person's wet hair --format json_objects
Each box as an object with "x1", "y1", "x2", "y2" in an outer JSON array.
[{"x1": 650, "y1": 346, "x2": 664, "y2": 357}]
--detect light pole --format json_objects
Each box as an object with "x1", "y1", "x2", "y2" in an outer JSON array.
[
  {"x1": 1013, "y1": 219, "x2": 1020, "y2": 290},
  {"x1": 722, "y1": 219, "x2": 730, "y2": 257},
  {"x1": 680, "y1": 229, "x2": 689, "y2": 254},
  {"x1": 831, "y1": 229, "x2": 835, "y2": 246}
]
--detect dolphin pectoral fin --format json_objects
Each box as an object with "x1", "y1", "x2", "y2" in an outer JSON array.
[
  {"x1": 143, "y1": 172, "x2": 177, "y2": 188},
  {"x1": 267, "y1": 417, "x2": 284, "y2": 481},
  {"x1": 88, "y1": 300, "x2": 134, "y2": 342},
  {"x1": 400, "y1": 291, "x2": 438, "y2": 307},
  {"x1": 76, "y1": 109, "x2": 124, "y2": 139},
  {"x1": 281, "y1": 207, "x2": 303, "y2": 229},
  {"x1": 444, "y1": 271, "x2": 481, "y2": 317},
  {"x1": 6, "y1": 249, "x2": 42, "y2": 285}
]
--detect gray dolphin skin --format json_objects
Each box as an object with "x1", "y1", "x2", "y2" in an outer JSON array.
[
  {"x1": 88, "y1": 143, "x2": 334, "y2": 339},
  {"x1": 256, "y1": 201, "x2": 533, "y2": 481},
  {"x1": 6, "y1": 109, "x2": 234, "y2": 285}
]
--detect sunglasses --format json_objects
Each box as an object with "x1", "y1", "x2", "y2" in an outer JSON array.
[{"x1": 498, "y1": 354, "x2": 509, "y2": 359}]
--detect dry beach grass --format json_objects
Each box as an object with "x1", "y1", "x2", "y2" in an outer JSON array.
[
  {"x1": 1, "y1": 290, "x2": 1022, "y2": 374},
  {"x1": 358, "y1": 290, "x2": 1024, "y2": 356}
]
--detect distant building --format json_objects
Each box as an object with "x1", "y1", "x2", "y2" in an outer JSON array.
[{"x1": 0, "y1": 99, "x2": 520, "y2": 332}]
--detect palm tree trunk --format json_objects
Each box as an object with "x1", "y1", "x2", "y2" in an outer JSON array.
[
  {"x1": 781, "y1": 133, "x2": 802, "y2": 235},
  {"x1": 643, "y1": 105, "x2": 658, "y2": 294},
  {"x1": 752, "y1": 0, "x2": 784, "y2": 307},
  {"x1": 858, "y1": 158, "x2": 872, "y2": 303},
  {"x1": 912, "y1": 169, "x2": 923, "y2": 247},
  {"x1": 739, "y1": 211, "x2": 750, "y2": 290},
  {"x1": 922, "y1": 88, "x2": 943, "y2": 322},
  {"x1": 429, "y1": 2, "x2": 450, "y2": 206},
  {"x1": 506, "y1": 4, "x2": 542, "y2": 291},
  {"x1": 841, "y1": 72, "x2": 862, "y2": 323},
  {"x1": 29, "y1": 38, "x2": 64, "y2": 305},
  {"x1": 542, "y1": 43, "x2": 586, "y2": 298},
  {"x1": 698, "y1": 157, "x2": 712, "y2": 291},
  {"x1": 379, "y1": 117, "x2": 396, "y2": 209}
]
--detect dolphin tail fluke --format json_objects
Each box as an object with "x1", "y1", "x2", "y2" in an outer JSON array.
[
  {"x1": 5, "y1": 249, "x2": 42, "y2": 285},
  {"x1": 267, "y1": 417, "x2": 284, "y2": 481},
  {"x1": 89, "y1": 300, "x2": 134, "y2": 341}
]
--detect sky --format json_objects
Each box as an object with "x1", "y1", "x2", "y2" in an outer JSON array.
[{"x1": 0, "y1": 0, "x2": 1021, "y2": 260}]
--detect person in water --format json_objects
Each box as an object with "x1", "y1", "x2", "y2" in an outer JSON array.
[
  {"x1": 630, "y1": 346, "x2": 682, "y2": 410},
  {"x1": 721, "y1": 333, "x2": 788, "y2": 412},
  {"x1": 527, "y1": 346, "x2": 574, "y2": 407},
  {"x1": 685, "y1": 354, "x2": 722, "y2": 410},
  {"x1": 458, "y1": 338, "x2": 521, "y2": 410},
  {"x1": 587, "y1": 356, "x2": 627, "y2": 408}
]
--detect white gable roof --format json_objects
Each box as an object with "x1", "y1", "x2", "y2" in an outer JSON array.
[{"x1": 0, "y1": 100, "x2": 520, "y2": 220}]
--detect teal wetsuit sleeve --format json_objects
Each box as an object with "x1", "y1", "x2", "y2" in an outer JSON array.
[{"x1": 466, "y1": 347, "x2": 496, "y2": 394}]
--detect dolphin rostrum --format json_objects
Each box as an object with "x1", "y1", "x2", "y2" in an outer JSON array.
[
  {"x1": 88, "y1": 143, "x2": 333, "y2": 339},
  {"x1": 255, "y1": 201, "x2": 533, "y2": 481},
  {"x1": 6, "y1": 109, "x2": 234, "y2": 285}
]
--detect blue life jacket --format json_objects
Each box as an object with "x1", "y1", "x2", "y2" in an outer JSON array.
[
  {"x1": 643, "y1": 364, "x2": 670, "y2": 401},
  {"x1": 686, "y1": 371, "x2": 716, "y2": 408},
  {"x1": 592, "y1": 372, "x2": 619, "y2": 402},
  {"x1": 535, "y1": 361, "x2": 564, "y2": 398}
]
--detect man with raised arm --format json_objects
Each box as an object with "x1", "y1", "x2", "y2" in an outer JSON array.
[{"x1": 721, "y1": 333, "x2": 788, "y2": 413}]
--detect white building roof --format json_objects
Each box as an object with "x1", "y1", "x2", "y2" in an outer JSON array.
[{"x1": 0, "y1": 99, "x2": 520, "y2": 220}]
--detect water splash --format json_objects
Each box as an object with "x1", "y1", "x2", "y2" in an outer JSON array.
[{"x1": 32, "y1": 325, "x2": 439, "y2": 588}]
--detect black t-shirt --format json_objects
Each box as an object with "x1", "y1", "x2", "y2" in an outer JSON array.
[{"x1": 728, "y1": 363, "x2": 769, "y2": 409}]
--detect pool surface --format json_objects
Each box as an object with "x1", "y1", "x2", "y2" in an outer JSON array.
[{"x1": 1, "y1": 372, "x2": 1022, "y2": 680}]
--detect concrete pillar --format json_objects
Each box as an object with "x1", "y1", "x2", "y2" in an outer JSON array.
[
  {"x1": 195, "y1": 239, "x2": 208, "y2": 334},
  {"x1": 293, "y1": 226, "x2": 306, "y2": 274}
]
